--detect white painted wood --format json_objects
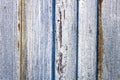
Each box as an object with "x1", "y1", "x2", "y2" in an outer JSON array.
[
  {"x1": 78, "y1": 0, "x2": 97, "y2": 80},
  {"x1": 2, "y1": 0, "x2": 120, "y2": 80},
  {"x1": 55, "y1": 0, "x2": 78, "y2": 80},
  {"x1": 24, "y1": 0, "x2": 53, "y2": 80},
  {"x1": 0, "y1": 0, "x2": 18, "y2": 80},
  {"x1": 102, "y1": 0, "x2": 120, "y2": 80}
]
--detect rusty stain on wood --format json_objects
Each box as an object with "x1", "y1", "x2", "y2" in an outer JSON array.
[
  {"x1": 56, "y1": 52, "x2": 66, "y2": 80},
  {"x1": 18, "y1": 40, "x2": 20, "y2": 49},
  {"x1": 18, "y1": 0, "x2": 21, "y2": 80},
  {"x1": 21, "y1": 0, "x2": 26, "y2": 79},
  {"x1": 18, "y1": 0, "x2": 26, "y2": 80},
  {"x1": 18, "y1": 23, "x2": 20, "y2": 31},
  {"x1": 98, "y1": 0, "x2": 104, "y2": 80},
  {"x1": 59, "y1": 8, "x2": 62, "y2": 48}
]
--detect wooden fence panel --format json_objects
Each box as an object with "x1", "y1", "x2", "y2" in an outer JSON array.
[
  {"x1": 78, "y1": 0, "x2": 97, "y2": 80},
  {"x1": 0, "y1": 0, "x2": 18, "y2": 80},
  {"x1": 100, "y1": 0, "x2": 120, "y2": 80},
  {"x1": 55, "y1": 0, "x2": 78, "y2": 80},
  {"x1": 24, "y1": 0, "x2": 53, "y2": 80},
  {"x1": 1, "y1": 0, "x2": 120, "y2": 80}
]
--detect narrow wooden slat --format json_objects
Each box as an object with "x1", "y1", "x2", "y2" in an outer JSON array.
[
  {"x1": 55, "y1": 0, "x2": 78, "y2": 79},
  {"x1": 100, "y1": 0, "x2": 120, "y2": 80},
  {"x1": 78, "y1": 0, "x2": 97, "y2": 80},
  {"x1": 24, "y1": 0, "x2": 53, "y2": 80},
  {"x1": 0, "y1": 0, "x2": 18, "y2": 80}
]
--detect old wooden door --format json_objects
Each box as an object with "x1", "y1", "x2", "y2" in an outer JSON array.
[{"x1": 0, "y1": 0, "x2": 120, "y2": 80}]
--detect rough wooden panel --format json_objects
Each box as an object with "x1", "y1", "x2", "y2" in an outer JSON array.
[
  {"x1": 24, "y1": 0, "x2": 53, "y2": 80},
  {"x1": 55, "y1": 0, "x2": 78, "y2": 80},
  {"x1": 101, "y1": 0, "x2": 120, "y2": 80},
  {"x1": 0, "y1": 0, "x2": 18, "y2": 80},
  {"x1": 78, "y1": 0, "x2": 97, "y2": 80}
]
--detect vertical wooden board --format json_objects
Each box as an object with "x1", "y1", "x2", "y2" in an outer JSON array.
[
  {"x1": 78, "y1": 0, "x2": 97, "y2": 80},
  {"x1": 55, "y1": 0, "x2": 78, "y2": 80},
  {"x1": 101, "y1": 0, "x2": 120, "y2": 80},
  {"x1": 0, "y1": 0, "x2": 18, "y2": 80},
  {"x1": 24, "y1": 0, "x2": 52, "y2": 80}
]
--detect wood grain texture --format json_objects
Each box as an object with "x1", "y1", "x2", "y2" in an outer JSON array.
[
  {"x1": 24, "y1": 0, "x2": 53, "y2": 80},
  {"x1": 0, "y1": 0, "x2": 18, "y2": 80},
  {"x1": 101, "y1": 0, "x2": 120, "y2": 80},
  {"x1": 1, "y1": 0, "x2": 120, "y2": 80},
  {"x1": 55, "y1": 0, "x2": 78, "y2": 80},
  {"x1": 78, "y1": 0, "x2": 97, "y2": 80}
]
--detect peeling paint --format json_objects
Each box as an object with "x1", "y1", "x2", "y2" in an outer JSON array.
[
  {"x1": 98, "y1": 0, "x2": 104, "y2": 80},
  {"x1": 57, "y1": 52, "x2": 63, "y2": 74},
  {"x1": 59, "y1": 8, "x2": 62, "y2": 48},
  {"x1": 56, "y1": 52, "x2": 66, "y2": 80}
]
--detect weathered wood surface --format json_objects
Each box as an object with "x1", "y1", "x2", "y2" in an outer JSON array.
[
  {"x1": 100, "y1": 0, "x2": 120, "y2": 80},
  {"x1": 1, "y1": 0, "x2": 120, "y2": 80},
  {"x1": 24, "y1": 0, "x2": 53, "y2": 80},
  {"x1": 55, "y1": 0, "x2": 78, "y2": 80},
  {"x1": 78, "y1": 0, "x2": 97, "y2": 80},
  {"x1": 0, "y1": 0, "x2": 18, "y2": 80}
]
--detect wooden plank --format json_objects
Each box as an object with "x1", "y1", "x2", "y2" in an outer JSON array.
[
  {"x1": 0, "y1": 0, "x2": 18, "y2": 80},
  {"x1": 24, "y1": 0, "x2": 53, "y2": 80},
  {"x1": 78, "y1": 0, "x2": 97, "y2": 80},
  {"x1": 100, "y1": 0, "x2": 120, "y2": 80},
  {"x1": 55, "y1": 0, "x2": 78, "y2": 79}
]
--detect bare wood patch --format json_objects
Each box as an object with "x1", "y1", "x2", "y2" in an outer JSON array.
[
  {"x1": 18, "y1": 23, "x2": 20, "y2": 32},
  {"x1": 18, "y1": 0, "x2": 26, "y2": 80},
  {"x1": 98, "y1": 0, "x2": 104, "y2": 80}
]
